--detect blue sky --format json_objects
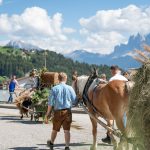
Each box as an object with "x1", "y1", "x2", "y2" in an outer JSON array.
[{"x1": 0, "y1": 0, "x2": 150, "y2": 54}]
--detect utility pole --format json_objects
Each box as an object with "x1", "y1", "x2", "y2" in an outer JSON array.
[{"x1": 44, "y1": 50, "x2": 47, "y2": 68}]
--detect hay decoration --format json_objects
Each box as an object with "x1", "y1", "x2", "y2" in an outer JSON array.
[
  {"x1": 127, "y1": 46, "x2": 150, "y2": 150},
  {"x1": 15, "y1": 90, "x2": 34, "y2": 114},
  {"x1": 134, "y1": 49, "x2": 149, "y2": 61},
  {"x1": 143, "y1": 44, "x2": 150, "y2": 53},
  {"x1": 40, "y1": 72, "x2": 59, "y2": 88},
  {"x1": 131, "y1": 55, "x2": 146, "y2": 64}
]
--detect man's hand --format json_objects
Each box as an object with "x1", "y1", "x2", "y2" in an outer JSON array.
[
  {"x1": 44, "y1": 105, "x2": 52, "y2": 124},
  {"x1": 44, "y1": 115, "x2": 49, "y2": 124}
]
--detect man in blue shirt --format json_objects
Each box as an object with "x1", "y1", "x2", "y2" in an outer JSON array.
[
  {"x1": 8, "y1": 75, "x2": 19, "y2": 103},
  {"x1": 45, "y1": 72, "x2": 77, "y2": 150}
]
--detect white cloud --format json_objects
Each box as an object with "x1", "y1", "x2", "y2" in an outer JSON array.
[
  {"x1": 6, "y1": 7, "x2": 68, "y2": 40},
  {"x1": 79, "y1": 5, "x2": 150, "y2": 34},
  {"x1": 0, "y1": 40, "x2": 9, "y2": 46},
  {"x1": 63, "y1": 27, "x2": 76, "y2": 34},
  {"x1": 0, "y1": 7, "x2": 77, "y2": 53},
  {"x1": 0, "y1": 14, "x2": 12, "y2": 33},
  {"x1": 81, "y1": 31, "x2": 125, "y2": 54},
  {"x1": 0, "y1": 0, "x2": 2, "y2": 5},
  {"x1": 29, "y1": 38, "x2": 81, "y2": 54},
  {"x1": 79, "y1": 5, "x2": 150, "y2": 54},
  {"x1": 1, "y1": 5, "x2": 150, "y2": 54}
]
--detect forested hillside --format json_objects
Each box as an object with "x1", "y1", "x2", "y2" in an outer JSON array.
[{"x1": 0, "y1": 46, "x2": 111, "y2": 83}]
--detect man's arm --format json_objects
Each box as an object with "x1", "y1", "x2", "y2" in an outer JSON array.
[
  {"x1": 70, "y1": 87, "x2": 78, "y2": 106},
  {"x1": 45, "y1": 105, "x2": 53, "y2": 117},
  {"x1": 44, "y1": 89, "x2": 55, "y2": 124}
]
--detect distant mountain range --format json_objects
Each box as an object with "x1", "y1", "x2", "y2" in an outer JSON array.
[
  {"x1": 65, "y1": 33, "x2": 150, "y2": 70},
  {"x1": 6, "y1": 40, "x2": 42, "y2": 51},
  {"x1": 4, "y1": 33, "x2": 150, "y2": 70}
]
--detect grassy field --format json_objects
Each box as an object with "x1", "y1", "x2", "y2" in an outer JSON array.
[{"x1": 0, "y1": 46, "x2": 22, "y2": 55}]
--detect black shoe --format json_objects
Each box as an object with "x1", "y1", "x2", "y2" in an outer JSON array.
[
  {"x1": 47, "y1": 140, "x2": 54, "y2": 150},
  {"x1": 101, "y1": 135, "x2": 111, "y2": 144},
  {"x1": 65, "y1": 147, "x2": 70, "y2": 150}
]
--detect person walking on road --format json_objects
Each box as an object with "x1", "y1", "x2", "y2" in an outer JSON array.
[
  {"x1": 8, "y1": 75, "x2": 19, "y2": 103},
  {"x1": 101, "y1": 65, "x2": 128, "y2": 144},
  {"x1": 45, "y1": 72, "x2": 77, "y2": 150}
]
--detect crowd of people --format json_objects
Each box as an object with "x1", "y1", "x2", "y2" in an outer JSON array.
[{"x1": 7, "y1": 65, "x2": 130, "y2": 150}]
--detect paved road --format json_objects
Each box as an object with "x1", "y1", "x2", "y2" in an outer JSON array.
[
  {"x1": 0, "y1": 108, "x2": 113, "y2": 150},
  {"x1": 0, "y1": 90, "x2": 10, "y2": 102}
]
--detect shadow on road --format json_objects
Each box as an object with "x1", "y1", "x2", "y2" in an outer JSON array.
[
  {"x1": 8, "y1": 142, "x2": 113, "y2": 150},
  {"x1": 38, "y1": 142, "x2": 91, "y2": 149},
  {"x1": 0, "y1": 116, "x2": 85, "y2": 127},
  {"x1": 39, "y1": 142, "x2": 91, "y2": 147},
  {"x1": 8, "y1": 143, "x2": 91, "y2": 150},
  {"x1": 0, "y1": 116, "x2": 43, "y2": 124},
  {"x1": 8, "y1": 147, "x2": 39, "y2": 150},
  {"x1": 0, "y1": 116, "x2": 20, "y2": 121},
  {"x1": 98, "y1": 143, "x2": 113, "y2": 147},
  {"x1": 71, "y1": 124, "x2": 84, "y2": 130},
  {"x1": 38, "y1": 142, "x2": 113, "y2": 148}
]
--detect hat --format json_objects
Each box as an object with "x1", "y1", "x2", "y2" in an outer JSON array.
[
  {"x1": 100, "y1": 73, "x2": 106, "y2": 78},
  {"x1": 29, "y1": 69, "x2": 37, "y2": 76},
  {"x1": 110, "y1": 65, "x2": 119, "y2": 70}
]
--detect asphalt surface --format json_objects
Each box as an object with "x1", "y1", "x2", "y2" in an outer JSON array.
[{"x1": 0, "y1": 107, "x2": 113, "y2": 150}]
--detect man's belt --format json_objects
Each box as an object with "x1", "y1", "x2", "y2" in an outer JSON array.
[{"x1": 54, "y1": 108, "x2": 71, "y2": 111}]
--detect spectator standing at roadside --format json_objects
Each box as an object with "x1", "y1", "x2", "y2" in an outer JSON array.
[{"x1": 8, "y1": 75, "x2": 19, "y2": 103}]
